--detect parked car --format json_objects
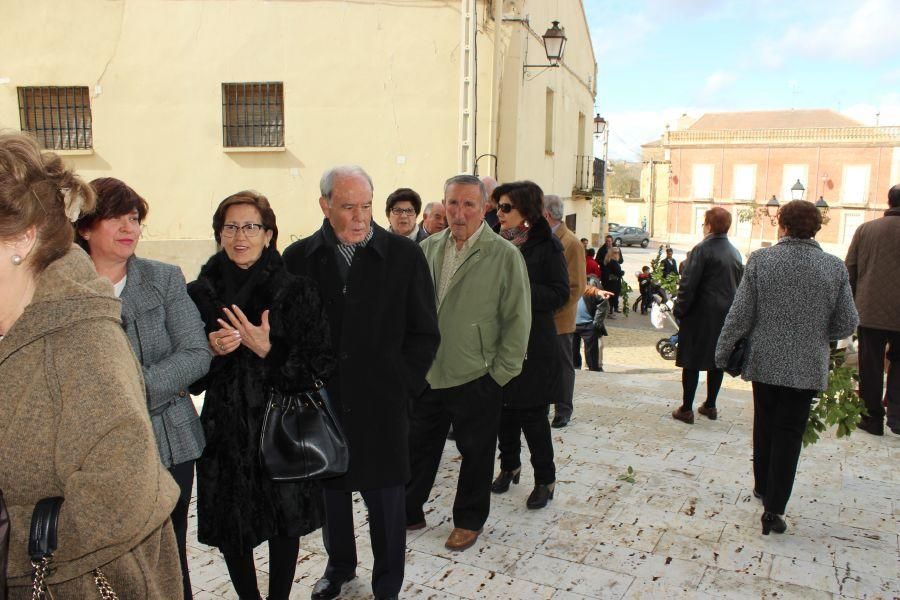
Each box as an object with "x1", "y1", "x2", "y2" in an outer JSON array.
[{"x1": 610, "y1": 226, "x2": 650, "y2": 248}]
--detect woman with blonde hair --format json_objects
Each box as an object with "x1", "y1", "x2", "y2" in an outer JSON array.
[{"x1": 0, "y1": 131, "x2": 182, "y2": 598}]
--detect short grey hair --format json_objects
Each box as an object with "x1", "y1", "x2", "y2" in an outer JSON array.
[
  {"x1": 423, "y1": 201, "x2": 442, "y2": 216},
  {"x1": 320, "y1": 165, "x2": 374, "y2": 205},
  {"x1": 443, "y1": 174, "x2": 487, "y2": 205},
  {"x1": 544, "y1": 194, "x2": 564, "y2": 221}
]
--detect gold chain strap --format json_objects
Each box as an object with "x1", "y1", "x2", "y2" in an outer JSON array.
[
  {"x1": 31, "y1": 557, "x2": 51, "y2": 600},
  {"x1": 92, "y1": 568, "x2": 119, "y2": 600},
  {"x1": 31, "y1": 556, "x2": 118, "y2": 600}
]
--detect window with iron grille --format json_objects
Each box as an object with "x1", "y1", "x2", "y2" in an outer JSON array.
[
  {"x1": 222, "y1": 82, "x2": 284, "y2": 147},
  {"x1": 17, "y1": 86, "x2": 93, "y2": 150}
]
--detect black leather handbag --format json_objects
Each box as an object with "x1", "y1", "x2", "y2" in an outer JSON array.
[
  {"x1": 259, "y1": 382, "x2": 349, "y2": 482},
  {"x1": 725, "y1": 338, "x2": 748, "y2": 377},
  {"x1": 29, "y1": 497, "x2": 118, "y2": 599}
]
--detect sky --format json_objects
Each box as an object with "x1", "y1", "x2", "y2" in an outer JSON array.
[{"x1": 583, "y1": 0, "x2": 900, "y2": 161}]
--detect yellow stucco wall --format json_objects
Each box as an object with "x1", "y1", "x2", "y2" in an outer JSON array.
[{"x1": 0, "y1": 0, "x2": 596, "y2": 276}]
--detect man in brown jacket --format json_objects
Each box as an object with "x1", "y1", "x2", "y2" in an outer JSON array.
[
  {"x1": 846, "y1": 183, "x2": 900, "y2": 436},
  {"x1": 544, "y1": 194, "x2": 587, "y2": 427}
]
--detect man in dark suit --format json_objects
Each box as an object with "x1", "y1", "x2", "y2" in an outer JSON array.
[
  {"x1": 283, "y1": 165, "x2": 440, "y2": 600},
  {"x1": 662, "y1": 247, "x2": 678, "y2": 278}
]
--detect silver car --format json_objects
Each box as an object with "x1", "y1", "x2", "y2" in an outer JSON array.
[{"x1": 611, "y1": 226, "x2": 650, "y2": 248}]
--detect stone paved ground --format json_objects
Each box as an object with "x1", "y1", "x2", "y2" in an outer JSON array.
[{"x1": 189, "y1": 325, "x2": 900, "y2": 599}]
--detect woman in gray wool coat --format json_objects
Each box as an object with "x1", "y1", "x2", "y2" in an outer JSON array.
[
  {"x1": 77, "y1": 178, "x2": 211, "y2": 599},
  {"x1": 715, "y1": 200, "x2": 858, "y2": 536}
]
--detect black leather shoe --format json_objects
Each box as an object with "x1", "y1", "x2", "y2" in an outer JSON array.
[
  {"x1": 491, "y1": 467, "x2": 521, "y2": 494},
  {"x1": 311, "y1": 574, "x2": 355, "y2": 600},
  {"x1": 761, "y1": 512, "x2": 787, "y2": 535},
  {"x1": 526, "y1": 482, "x2": 555, "y2": 509},
  {"x1": 551, "y1": 415, "x2": 570, "y2": 428},
  {"x1": 858, "y1": 416, "x2": 884, "y2": 436},
  {"x1": 375, "y1": 596, "x2": 399, "y2": 600}
]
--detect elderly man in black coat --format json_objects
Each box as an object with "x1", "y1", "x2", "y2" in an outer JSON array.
[
  {"x1": 671, "y1": 207, "x2": 743, "y2": 424},
  {"x1": 283, "y1": 165, "x2": 440, "y2": 600}
]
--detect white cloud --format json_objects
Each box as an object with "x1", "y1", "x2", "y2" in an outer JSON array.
[
  {"x1": 760, "y1": 0, "x2": 900, "y2": 65},
  {"x1": 842, "y1": 94, "x2": 900, "y2": 126},
  {"x1": 701, "y1": 70, "x2": 738, "y2": 97}
]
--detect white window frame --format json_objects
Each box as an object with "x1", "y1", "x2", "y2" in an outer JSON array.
[
  {"x1": 692, "y1": 164, "x2": 714, "y2": 199},
  {"x1": 841, "y1": 165, "x2": 870, "y2": 205},
  {"x1": 694, "y1": 205, "x2": 708, "y2": 235},
  {"x1": 782, "y1": 164, "x2": 808, "y2": 203},
  {"x1": 732, "y1": 164, "x2": 756, "y2": 201},
  {"x1": 841, "y1": 210, "x2": 865, "y2": 244}
]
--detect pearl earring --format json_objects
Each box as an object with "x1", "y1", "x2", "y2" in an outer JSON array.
[{"x1": 11, "y1": 254, "x2": 23, "y2": 266}]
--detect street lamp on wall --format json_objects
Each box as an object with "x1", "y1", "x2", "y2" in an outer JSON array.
[
  {"x1": 522, "y1": 21, "x2": 568, "y2": 75},
  {"x1": 593, "y1": 113, "x2": 610, "y2": 236},
  {"x1": 790, "y1": 179, "x2": 805, "y2": 201},
  {"x1": 593, "y1": 114, "x2": 607, "y2": 135},
  {"x1": 815, "y1": 195, "x2": 831, "y2": 224},
  {"x1": 763, "y1": 194, "x2": 780, "y2": 225}
]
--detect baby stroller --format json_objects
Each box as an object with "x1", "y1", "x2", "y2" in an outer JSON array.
[{"x1": 650, "y1": 294, "x2": 678, "y2": 361}]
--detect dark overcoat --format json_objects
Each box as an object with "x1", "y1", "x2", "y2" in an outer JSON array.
[
  {"x1": 673, "y1": 233, "x2": 744, "y2": 370},
  {"x1": 503, "y1": 220, "x2": 569, "y2": 409},
  {"x1": 187, "y1": 249, "x2": 335, "y2": 554},
  {"x1": 282, "y1": 220, "x2": 440, "y2": 491}
]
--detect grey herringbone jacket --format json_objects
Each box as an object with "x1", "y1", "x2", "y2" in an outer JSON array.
[
  {"x1": 715, "y1": 237, "x2": 858, "y2": 391},
  {"x1": 121, "y1": 256, "x2": 211, "y2": 467}
]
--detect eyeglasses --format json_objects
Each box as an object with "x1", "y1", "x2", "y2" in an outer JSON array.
[
  {"x1": 221, "y1": 223, "x2": 265, "y2": 238},
  {"x1": 390, "y1": 207, "x2": 416, "y2": 216},
  {"x1": 498, "y1": 203, "x2": 514, "y2": 213}
]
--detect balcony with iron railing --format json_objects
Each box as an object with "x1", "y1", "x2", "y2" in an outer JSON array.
[
  {"x1": 574, "y1": 155, "x2": 603, "y2": 193},
  {"x1": 666, "y1": 126, "x2": 900, "y2": 146}
]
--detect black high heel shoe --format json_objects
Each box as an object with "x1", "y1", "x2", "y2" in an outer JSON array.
[
  {"x1": 526, "y1": 482, "x2": 555, "y2": 509},
  {"x1": 491, "y1": 468, "x2": 521, "y2": 494},
  {"x1": 761, "y1": 512, "x2": 787, "y2": 535}
]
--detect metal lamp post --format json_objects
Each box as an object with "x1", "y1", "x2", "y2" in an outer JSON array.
[{"x1": 594, "y1": 114, "x2": 609, "y2": 238}]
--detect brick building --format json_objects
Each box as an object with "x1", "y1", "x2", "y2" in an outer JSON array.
[{"x1": 642, "y1": 109, "x2": 900, "y2": 256}]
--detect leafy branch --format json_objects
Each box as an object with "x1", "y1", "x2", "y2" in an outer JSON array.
[
  {"x1": 617, "y1": 466, "x2": 636, "y2": 484},
  {"x1": 803, "y1": 350, "x2": 866, "y2": 447}
]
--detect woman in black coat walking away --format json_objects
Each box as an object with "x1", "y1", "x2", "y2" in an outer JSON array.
[
  {"x1": 671, "y1": 207, "x2": 743, "y2": 424},
  {"x1": 188, "y1": 191, "x2": 336, "y2": 600},
  {"x1": 490, "y1": 181, "x2": 569, "y2": 509}
]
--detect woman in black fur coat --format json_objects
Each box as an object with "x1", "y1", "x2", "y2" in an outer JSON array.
[{"x1": 188, "y1": 191, "x2": 335, "y2": 600}]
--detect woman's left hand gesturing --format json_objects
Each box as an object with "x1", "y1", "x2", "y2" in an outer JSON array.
[{"x1": 219, "y1": 305, "x2": 272, "y2": 358}]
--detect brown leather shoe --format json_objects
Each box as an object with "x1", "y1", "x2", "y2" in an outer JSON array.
[
  {"x1": 671, "y1": 407, "x2": 694, "y2": 424},
  {"x1": 444, "y1": 527, "x2": 482, "y2": 551},
  {"x1": 698, "y1": 404, "x2": 718, "y2": 420}
]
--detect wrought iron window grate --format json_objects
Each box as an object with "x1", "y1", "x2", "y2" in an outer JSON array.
[
  {"x1": 222, "y1": 82, "x2": 284, "y2": 147},
  {"x1": 18, "y1": 86, "x2": 93, "y2": 150}
]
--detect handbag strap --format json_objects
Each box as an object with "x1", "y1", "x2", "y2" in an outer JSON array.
[{"x1": 28, "y1": 497, "x2": 118, "y2": 600}]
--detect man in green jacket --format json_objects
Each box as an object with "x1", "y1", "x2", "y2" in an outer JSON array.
[{"x1": 405, "y1": 174, "x2": 531, "y2": 552}]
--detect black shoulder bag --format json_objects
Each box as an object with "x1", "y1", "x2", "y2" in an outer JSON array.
[
  {"x1": 724, "y1": 338, "x2": 748, "y2": 378},
  {"x1": 259, "y1": 382, "x2": 349, "y2": 482},
  {"x1": 29, "y1": 497, "x2": 119, "y2": 599}
]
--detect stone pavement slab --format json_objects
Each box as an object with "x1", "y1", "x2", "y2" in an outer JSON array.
[{"x1": 189, "y1": 357, "x2": 899, "y2": 599}]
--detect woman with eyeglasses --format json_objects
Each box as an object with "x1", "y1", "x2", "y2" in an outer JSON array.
[
  {"x1": 75, "y1": 178, "x2": 210, "y2": 600},
  {"x1": 187, "y1": 191, "x2": 336, "y2": 600},
  {"x1": 490, "y1": 181, "x2": 569, "y2": 509},
  {"x1": 386, "y1": 187, "x2": 428, "y2": 242}
]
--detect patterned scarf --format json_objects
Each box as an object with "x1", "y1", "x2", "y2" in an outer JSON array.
[{"x1": 500, "y1": 224, "x2": 530, "y2": 247}]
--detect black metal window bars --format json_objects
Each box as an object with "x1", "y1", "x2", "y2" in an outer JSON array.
[
  {"x1": 222, "y1": 82, "x2": 284, "y2": 147},
  {"x1": 17, "y1": 86, "x2": 93, "y2": 150}
]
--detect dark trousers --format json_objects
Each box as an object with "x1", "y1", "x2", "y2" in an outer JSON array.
[
  {"x1": 169, "y1": 460, "x2": 195, "y2": 600},
  {"x1": 857, "y1": 326, "x2": 900, "y2": 427},
  {"x1": 681, "y1": 368, "x2": 724, "y2": 410},
  {"x1": 751, "y1": 381, "x2": 814, "y2": 515},
  {"x1": 322, "y1": 485, "x2": 406, "y2": 597},
  {"x1": 222, "y1": 536, "x2": 300, "y2": 600},
  {"x1": 497, "y1": 404, "x2": 555, "y2": 484},
  {"x1": 573, "y1": 322, "x2": 602, "y2": 371},
  {"x1": 554, "y1": 334, "x2": 576, "y2": 419},
  {"x1": 406, "y1": 374, "x2": 502, "y2": 531}
]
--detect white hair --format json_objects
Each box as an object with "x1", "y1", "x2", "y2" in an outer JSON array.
[
  {"x1": 320, "y1": 165, "x2": 373, "y2": 205},
  {"x1": 423, "y1": 201, "x2": 442, "y2": 216},
  {"x1": 543, "y1": 194, "x2": 564, "y2": 221}
]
